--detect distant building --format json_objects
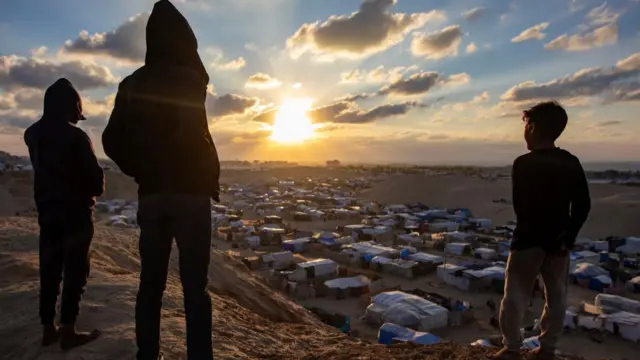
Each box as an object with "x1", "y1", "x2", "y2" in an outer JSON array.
[{"x1": 326, "y1": 160, "x2": 341, "y2": 168}]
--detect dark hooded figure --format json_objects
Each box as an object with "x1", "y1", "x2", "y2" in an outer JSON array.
[
  {"x1": 24, "y1": 78, "x2": 104, "y2": 350},
  {"x1": 102, "y1": 1, "x2": 218, "y2": 359}
]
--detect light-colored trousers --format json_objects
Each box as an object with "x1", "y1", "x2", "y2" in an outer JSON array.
[{"x1": 499, "y1": 246, "x2": 569, "y2": 351}]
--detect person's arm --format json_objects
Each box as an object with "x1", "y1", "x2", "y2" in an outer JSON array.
[
  {"x1": 566, "y1": 158, "x2": 591, "y2": 246},
  {"x1": 76, "y1": 131, "x2": 105, "y2": 197},
  {"x1": 102, "y1": 79, "x2": 137, "y2": 177}
]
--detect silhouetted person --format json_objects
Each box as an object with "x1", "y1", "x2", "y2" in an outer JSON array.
[
  {"x1": 102, "y1": 1, "x2": 219, "y2": 359},
  {"x1": 24, "y1": 78, "x2": 104, "y2": 350},
  {"x1": 493, "y1": 101, "x2": 591, "y2": 360}
]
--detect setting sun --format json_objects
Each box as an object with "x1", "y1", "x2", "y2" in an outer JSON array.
[{"x1": 269, "y1": 98, "x2": 315, "y2": 144}]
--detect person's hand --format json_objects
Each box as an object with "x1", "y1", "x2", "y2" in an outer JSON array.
[{"x1": 557, "y1": 231, "x2": 575, "y2": 253}]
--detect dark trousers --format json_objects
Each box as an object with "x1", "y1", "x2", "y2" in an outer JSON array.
[
  {"x1": 135, "y1": 194, "x2": 212, "y2": 360},
  {"x1": 38, "y1": 211, "x2": 94, "y2": 326}
]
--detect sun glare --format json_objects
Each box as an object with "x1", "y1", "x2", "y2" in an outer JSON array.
[{"x1": 270, "y1": 98, "x2": 315, "y2": 144}]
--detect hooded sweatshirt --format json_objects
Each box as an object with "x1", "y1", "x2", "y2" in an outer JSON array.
[
  {"x1": 24, "y1": 78, "x2": 105, "y2": 214},
  {"x1": 102, "y1": 0, "x2": 220, "y2": 199}
]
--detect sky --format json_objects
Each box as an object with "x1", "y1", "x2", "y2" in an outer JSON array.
[{"x1": 1, "y1": 0, "x2": 639, "y2": 165}]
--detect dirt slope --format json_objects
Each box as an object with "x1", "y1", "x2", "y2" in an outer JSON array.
[{"x1": 0, "y1": 217, "x2": 587, "y2": 360}]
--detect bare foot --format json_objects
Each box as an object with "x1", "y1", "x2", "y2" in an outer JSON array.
[
  {"x1": 60, "y1": 327, "x2": 100, "y2": 351},
  {"x1": 42, "y1": 324, "x2": 60, "y2": 346}
]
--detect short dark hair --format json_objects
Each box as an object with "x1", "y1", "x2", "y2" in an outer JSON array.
[{"x1": 523, "y1": 101, "x2": 568, "y2": 141}]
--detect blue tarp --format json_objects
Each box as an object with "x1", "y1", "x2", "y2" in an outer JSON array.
[
  {"x1": 319, "y1": 238, "x2": 337, "y2": 246},
  {"x1": 377, "y1": 323, "x2": 440, "y2": 346}
]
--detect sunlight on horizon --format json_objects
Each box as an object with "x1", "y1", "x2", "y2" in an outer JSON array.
[{"x1": 269, "y1": 98, "x2": 316, "y2": 144}]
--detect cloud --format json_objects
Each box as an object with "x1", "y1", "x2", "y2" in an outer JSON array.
[
  {"x1": 544, "y1": 23, "x2": 617, "y2": 51},
  {"x1": 0, "y1": 111, "x2": 39, "y2": 131},
  {"x1": 379, "y1": 71, "x2": 470, "y2": 97},
  {"x1": 61, "y1": 13, "x2": 148, "y2": 62},
  {"x1": 586, "y1": 2, "x2": 622, "y2": 26},
  {"x1": 500, "y1": 52, "x2": 640, "y2": 103},
  {"x1": 442, "y1": 91, "x2": 490, "y2": 111},
  {"x1": 465, "y1": 42, "x2": 478, "y2": 54},
  {"x1": 461, "y1": 7, "x2": 487, "y2": 22},
  {"x1": 333, "y1": 101, "x2": 425, "y2": 124},
  {"x1": 206, "y1": 92, "x2": 260, "y2": 118},
  {"x1": 411, "y1": 25, "x2": 463, "y2": 60},
  {"x1": 0, "y1": 55, "x2": 118, "y2": 90},
  {"x1": 205, "y1": 47, "x2": 247, "y2": 71},
  {"x1": 604, "y1": 82, "x2": 640, "y2": 103},
  {"x1": 0, "y1": 89, "x2": 114, "y2": 131},
  {"x1": 252, "y1": 98, "x2": 425, "y2": 125},
  {"x1": 211, "y1": 57, "x2": 246, "y2": 71},
  {"x1": 30, "y1": 46, "x2": 48, "y2": 57},
  {"x1": 286, "y1": 0, "x2": 445, "y2": 60},
  {"x1": 0, "y1": 88, "x2": 43, "y2": 110},
  {"x1": 245, "y1": 73, "x2": 282, "y2": 89},
  {"x1": 545, "y1": 3, "x2": 621, "y2": 51},
  {"x1": 511, "y1": 22, "x2": 549, "y2": 42},
  {"x1": 340, "y1": 65, "x2": 418, "y2": 84}
]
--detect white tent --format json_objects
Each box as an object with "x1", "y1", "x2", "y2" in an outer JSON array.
[{"x1": 366, "y1": 291, "x2": 449, "y2": 332}]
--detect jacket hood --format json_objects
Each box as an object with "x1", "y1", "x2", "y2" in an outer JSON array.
[
  {"x1": 145, "y1": 0, "x2": 209, "y2": 83},
  {"x1": 42, "y1": 78, "x2": 86, "y2": 122}
]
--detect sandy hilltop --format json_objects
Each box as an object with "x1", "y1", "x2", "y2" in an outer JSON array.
[{"x1": 1, "y1": 166, "x2": 638, "y2": 359}]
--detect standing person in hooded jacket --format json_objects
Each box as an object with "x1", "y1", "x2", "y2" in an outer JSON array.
[
  {"x1": 102, "y1": 1, "x2": 219, "y2": 359},
  {"x1": 24, "y1": 78, "x2": 104, "y2": 350}
]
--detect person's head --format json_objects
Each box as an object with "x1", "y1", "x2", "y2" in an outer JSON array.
[
  {"x1": 145, "y1": 0, "x2": 208, "y2": 82},
  {"x1": 522, "y1": 101, "x2": 567, "y2": 150},
  {"x1": 43, "y1": 78, "x2": 86, "y2": 124}
]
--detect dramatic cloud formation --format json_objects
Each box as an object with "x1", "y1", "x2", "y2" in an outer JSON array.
[
  {"x1": 461, "y1": 7, "x2": 486, "y2": 22},
  {"x1": 61, "y1": 13, "x2": 148, "y2": 62},
  {"x1": 0, "y1": 87, "x2": 115, "y2": 131},
  {"x1": 252, "y1": 98, "x2": 425, "y2": 125},
  {"x1": 245, "y1": 73, "x2": 282, "y2": 89},
  {"x1": 411, "y1": 25, "x2": 463, "y2": 60},
  {"x1": 501, "y1": 52, "x2": 640, "y2": 103},
  {"x1": 377, "y1": 71, "x2": 469, "y2": 97},
  {"x1": 286, "y1": 0, "x2": 445, "y2": 60},
  {"x1": 544, "y1": 3, "x2": 620, "y2": 51},
  {"x1": 340, "y1": 65, "x2": 418, "y2": 84},
  {"x1": 0, "y1": 55, "x2": 118, "y2": 90},
  {"x1": 511, "y1": 22, "x2": 549, "y2": 42},
  {"x1": 334, "y1": 101, "x2": 425, "y2": 124},
  {"x1": 0, "y1": 88, "x2": 43, "y2": 111},
  {"x1": 206, "y1": 89, "x2": 260, "y2": 118}
]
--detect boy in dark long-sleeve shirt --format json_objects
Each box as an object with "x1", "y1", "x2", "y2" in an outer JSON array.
[{"x1": 493, "y1": 101, "x2": 591, "y2": 360}]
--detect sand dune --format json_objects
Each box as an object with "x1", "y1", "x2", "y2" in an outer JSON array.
[{"x1": 1, "y1": 216, "x2": 580, "y2": 360}]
